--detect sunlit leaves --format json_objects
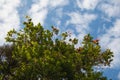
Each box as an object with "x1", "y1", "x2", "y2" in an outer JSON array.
[{"x1": 0, "y1": 17, "x2": 114, "y2": 80}]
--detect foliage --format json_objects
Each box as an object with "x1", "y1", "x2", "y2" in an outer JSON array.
[{"x1": 0, "y1": 17, "x2": 113, "y2": 80}]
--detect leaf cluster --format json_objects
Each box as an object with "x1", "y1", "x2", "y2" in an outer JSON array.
[{"x1": 0, "y1": 17, "x2": 113, "y2": 80}]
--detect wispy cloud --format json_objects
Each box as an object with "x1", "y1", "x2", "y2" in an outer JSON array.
[
  {"x1": 98, "y1": 0, "x2": 120, "y2": 69},
  {"x1": 66, "y1": 12, "x2": 97, "y2": 33},
  {"x1": 118, "y1": 72, "x2": 120, "y2": 80},
  {"x1": 100, "y1": 4, "x2": 120, "y2": 18},
  {"x1": 0, "y1": 0, "x2": 21, "y2": 45},
  {"x1": 76, "y1": 0, "x2": 100, "y2": 10},
  {"x1": 28, "y1": 0, "x2": 69, "y2": 25},
  {"x1": 28, "y1": 0, "x2": 49, "y2": 25},
  {"x1": 99, "y1": 0, "x2": 120, "y2": 18},
  {"x1": 49, "y1": 0, "x2": 69, "y2": 8},
  {"x1": 110, "y1": 0, "x2": 120, "y2": 5},
  {"x1": 100, "y1": 19, "x2": 120, "y2": 68},
  {"x1": 51, "y1": 8, "x2": 64, "y2": 26},
  {"x1": 66, "y1": 12, "x2": 97, "y2": 46}
]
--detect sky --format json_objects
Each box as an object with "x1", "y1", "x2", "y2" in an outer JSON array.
[{"x1": 0, "y1": 0, "x2": 120, "y2": 79}]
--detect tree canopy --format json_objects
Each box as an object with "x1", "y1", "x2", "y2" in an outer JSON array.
[{"x1": 0, "y1": 17, "x2": 113, "y2": 80}]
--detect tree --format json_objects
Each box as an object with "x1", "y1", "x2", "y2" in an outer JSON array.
[
  {"x1": 0, "y1": 17, "x2": 113, "y2": 80},
  {"x1": 0, "y1": 44, "x2": 18, "y2": 80}
]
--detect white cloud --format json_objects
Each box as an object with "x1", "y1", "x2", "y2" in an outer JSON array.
[
  {"x1": 66, "y1": 12, "x2": 97, "y2": 33},
  {"x1": 28, "y1": 0, "x2": 49, "y2": 25},
  {"x1": 76, "y1": 0, "x2": 100, "y2": 10},
  {"x1": 48, "y1": 8, "x2": 63, "y2": 27},
  {"x1": 29, "y1": 0, "x2": 69, "y2": 25},
  {"x1": 99, "y1": 19, "x2": 120, "y2": 68},
  {"x1": 0, "y1": 0, "x2": 21, "y2": 45},
  {"x1": 49, "y1": 0, "x2": 69, "y2": 8},
  {"x1": 66, "y1": 12, "x2": 97, "y2": 44},
  {"x1": 118, "y1": 72, "x2": 120, "y2": 80},
  {"x1": 99, "y1": 0, "x2": 120, "y2": 18},
  {"x1": 55, "y1": 8, "x2": 63, "y2": 18},
  {"x1": 100, "y1": 3, "x2": 120, "y2": 18},
  {"x1": 110, "y1": 0, "x2": 120, "y2": 5}
]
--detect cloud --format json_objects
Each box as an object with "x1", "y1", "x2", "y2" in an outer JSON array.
[
  {"x1": 28, "y1": 0, "x2": 69, "y2": 25},
  {"x1": 100, "y1": 4, "x2": 120, "y2": 18},
  {"x1": 97, "y1": 1, "x2": 120, "y2": 68},
  {"x1": 76, "y1": 0, "x2": 100, "y2": 10},
  {"x1": 66, "y1": 12, "x2": 97, "y2": 33},
  {"x1": 0, "y1": 0, "x2": 21, "y2": 45},
  {"x1": 28, "y1": 0, "x2": 49, "y2": 25},
  {"x1": 110, "y1": 0, "x2": 120, "y2": 5},
  {"x1": 99, "y1": 19, "x2": 120, "y2": 68},
  {"x1": 99, "y1": 0, "x2": 120, "y2": 18},
  {"x1": 49, "y1": 0, "x2": 69, "y2": 8},
  {"x1": 66, "y1": 12, "x2": 97, "y2": 45},
  {"x1": 118, "y1": 72, "x2": 120, "y2": 80}
]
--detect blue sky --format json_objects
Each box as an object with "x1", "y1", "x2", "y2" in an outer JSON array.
[{"x1": 0, "y1": 0, "x2": 120, "y2": 79}]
